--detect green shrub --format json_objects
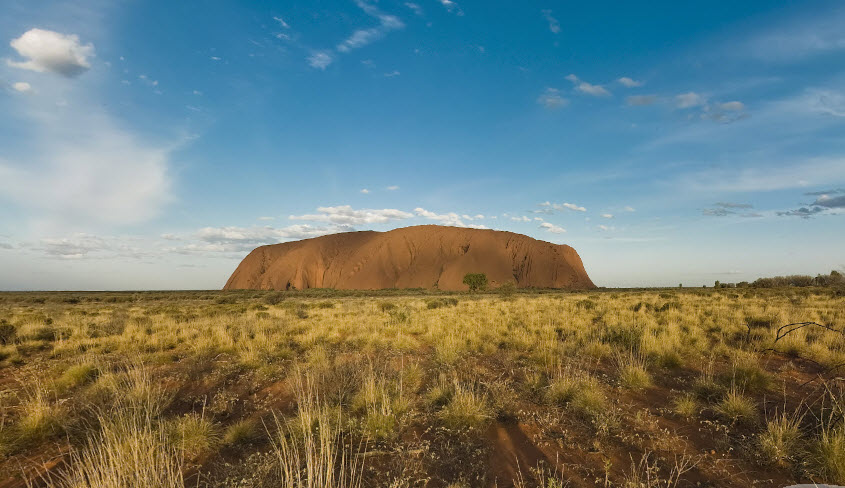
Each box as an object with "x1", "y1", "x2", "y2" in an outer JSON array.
[{"x1": 462, "y1": 273, "x2": 488, "y2": 292}]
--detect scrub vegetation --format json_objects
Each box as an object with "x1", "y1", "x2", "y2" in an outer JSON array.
[{"x1": 0, "y1": 287, "x2": 844, "y2": 486}]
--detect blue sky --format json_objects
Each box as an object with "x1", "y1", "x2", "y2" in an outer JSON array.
[{"x1": 1, "y1": 0, "x2": 844, "y2": 290}]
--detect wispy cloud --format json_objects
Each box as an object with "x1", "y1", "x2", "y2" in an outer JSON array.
[
  {"x1": 405, "y1": 2, "x2": 423, "y2": 16},
  {"x1": 681, "y1": 157, "x2": 845, "y2": 193},
  {"x1": 740, "y1": 8, "x2": 845, "y2": 62},
  {"x1": 178, "y1": 224, "x2": 355, "y2": 254},
  {"x1": 541, "y1": 10, "x2": 560, "y2": 34},
  {"x1": 702, "y1": 202, "x2": 753, "y2": 217},
  {"x1": 0, "y1": 97, "x2": 173, "y2": 225},
  {"x1": 626, "y1": 95, "x2": 657, "y2": 106},
  {"x1": 675, "y1": 92, "x2": 705, "y2": 108},
  {"x1": 337, "y1": 1, "x2": 404, "y2": 53},
  {"x1": 290, "y1": 205, "x2": 413, "y2": 225},
  {"x1": 273, "y1": 16, "x2": 290, "y2": 28},
  {"x1": 307, "y1": 51, "x2": 333, "y2": 69},
  {"x1": 537, "y1": 88, "x2": 568, "y2": 109},
  {"x1": 537, "y1": 201, "x2": 586, "y2": 212},
  {"x1": 437, "y1": 0, "x2": 464, "y2": 16}
]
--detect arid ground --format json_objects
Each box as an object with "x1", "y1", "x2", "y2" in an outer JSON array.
[{"x1": 1, "y1": 288, "x2": 844, "y2": 487}]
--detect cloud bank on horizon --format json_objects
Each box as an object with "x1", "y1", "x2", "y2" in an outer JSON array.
[{"x1": 0, "y1": 0, "x2": 844, "y2": 290}]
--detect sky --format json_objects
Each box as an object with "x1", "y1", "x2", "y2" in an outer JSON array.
[{"x1": 1, "y1": 0, "x2": 844, "y2": 290}]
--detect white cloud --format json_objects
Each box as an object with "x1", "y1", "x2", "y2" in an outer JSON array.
[
  {"x1": 539, "y1": 222, "x2": 566, "y2": 234},
  {"x1": 597, "y1": 224, "x2": 614, "y2": 231},
  {"x1": 360, "y1": 188, "x2": 370, "y2": 194},
  {"x1": 538, "y1": 201, "x2": 586, "y2": 212},
  {"x1": 384, "y1": 70, "x2": 400, "y2": 77},
  {"x1": 290, "y1": 205, "x2": 413, "y2": 225},
  {"x1": 541, "y1": 10, "x2": 560, "y2": 34},
  {"x1": 577, "y1": 82, "x2": 610, "y2": 97},
  {"x1": 337, "y1": 1, "x2": 404, "y2": 53},
  {"x1": 510, "y1": 216, "x2": 531, "y2": 222},
  {"x1": 601, "y1": 213, "x2": 613, "y2": 219},
  {"x1": 566, "y1": 74, "x2": 610, "y2": 97},
  {"x1": 12, "y1": 82, "x2": 32, "y2": 93},
  {"x1": 618, "y1": 77, "x2": 642, "y2": 87},
  {"x1": 537, "y1": 87, "x2": 568, "y2": 109},
  {"x1": 675, "y1": 92, "x2": 705, "y2": 108},
  {"x1": 386, "y1": 185, "x2": 400, "y2": 191},
  {"x1": 8, "y1": 29, "x2": 94, "y2": 77},
  {"x1": 307, "y1": 51, "x2": 333, "y2": 70},
  {"x1": 414, "y1": 207, "x2": 466, "y2": 226},
  {"x1": 257, "y1": 216, "x2": 275, "y2": 221},
  {"x1": 624, "y1": 206, "x2": 635, "y2": 212}
]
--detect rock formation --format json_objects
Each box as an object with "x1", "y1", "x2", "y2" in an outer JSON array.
[{"x1": 223, "y1": 225, "x2": 595, "y2": 291}]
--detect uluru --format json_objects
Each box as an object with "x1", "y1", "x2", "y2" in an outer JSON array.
[{"x1": 224, "y1": 225, "x2": 595, "y2": 291}]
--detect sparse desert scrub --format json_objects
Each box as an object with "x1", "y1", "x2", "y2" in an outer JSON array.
[{"x1": 0, "y1": 288, "x2": 841, "y2": 486}]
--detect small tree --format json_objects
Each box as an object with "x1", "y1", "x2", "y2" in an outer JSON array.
[{"x1": 463, "y1": 273, "x2": 488, "y2": 292}]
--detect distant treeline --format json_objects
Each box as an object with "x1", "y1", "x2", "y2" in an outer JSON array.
[{"x1": 715, "y1": 270, "x2": 844, "y2": 288}]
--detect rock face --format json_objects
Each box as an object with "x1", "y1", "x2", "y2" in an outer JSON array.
[{"x1": 223, "y1": 225, "x2": 596, "y2": 291}]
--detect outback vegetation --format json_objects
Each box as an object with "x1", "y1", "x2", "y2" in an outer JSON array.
[{"x1": 0, "y1": 287, "x2": 844, "y2": 487}]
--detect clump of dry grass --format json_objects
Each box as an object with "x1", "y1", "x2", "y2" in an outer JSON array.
[
  {"x1": 270, "y1": 374, "x2": 364, "y2": 488},
  {"x1": 438, "y1": 380, "x2": 490, "y2": 431},
  {"x1": 223, "y1": 419, "x2": 260, "y2": 447},
  {"x1": 169, "y1": 412, "x2": 220, "y2": 460},
  {"x1": 672, "y1": 394, "x2": 698, "y2": 419},
  {"x1": 715, "y1": 388, "x2": 757, "y2": 425},
  {"x1": 758, "y1": 409, "x2": 803, "y2": 465},
  {"x1": 616, "y1": 352, "x2": 652, "y2": 390}
]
